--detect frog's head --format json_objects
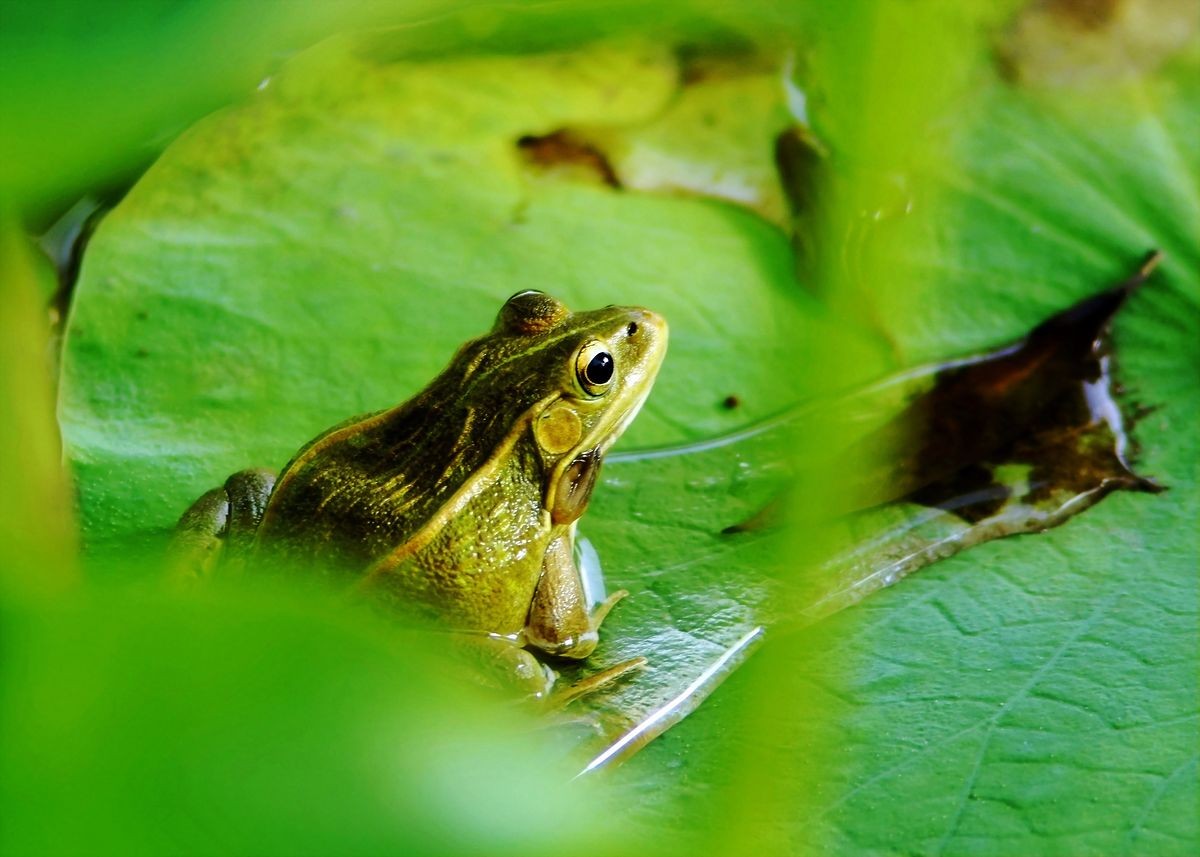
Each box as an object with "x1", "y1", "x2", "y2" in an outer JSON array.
[
  {"x1": 435, "y1": 290, "x2": 665, "y2": 512},
  {"x1": 399, "y1": 290, "x2": 665, "y2": 528},
  {"x1": 484, "y1": 289, "x2": 668, "y2": 463}
]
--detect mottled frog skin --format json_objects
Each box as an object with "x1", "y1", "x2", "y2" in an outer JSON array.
[{"x1": 171, "y1": 290, "x2": 667, "y2": 696}]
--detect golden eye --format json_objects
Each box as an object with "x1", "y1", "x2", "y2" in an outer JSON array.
[{"x1": 575, "y1": 341, "x2": 615, "y2": 396}]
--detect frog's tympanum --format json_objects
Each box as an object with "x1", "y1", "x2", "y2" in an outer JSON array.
[{"x1": 170, "y1": 291, "x2": 668, "y2": 699}]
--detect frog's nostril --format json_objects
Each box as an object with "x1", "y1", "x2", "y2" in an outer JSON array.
[{"x1": 626, "y1": 321, "x2": 638, "y2": 336}]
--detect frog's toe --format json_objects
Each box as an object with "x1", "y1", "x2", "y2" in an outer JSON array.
[
  {"x1": 589, "y1": 589, "x2": 628, "y2": 629},
  {"x1": 547, "y1": 656, "x2": 647, "y2": 707}
]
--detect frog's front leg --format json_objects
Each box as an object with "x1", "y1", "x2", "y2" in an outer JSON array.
[
  {"x1": 168, "y1": 467, "x2": 276, "y2": 582},
  {"x1": 524, "y1": 531, "x2": 645, "y2": 699},
  {"x1": 525, "y1": 531, "x2": 614, "y2": 658}
]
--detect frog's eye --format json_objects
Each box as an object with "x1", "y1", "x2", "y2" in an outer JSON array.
[
  {"x1": 576, "y1": 341, "x2": 615, "y2": 396},
  {"x1": 499, "y1": 290, "x2": 570, "y2": 335}
]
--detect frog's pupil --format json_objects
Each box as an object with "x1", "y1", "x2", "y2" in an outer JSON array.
[{"x1": 586, "y1": 352, "x2": 614, "y2": 385}]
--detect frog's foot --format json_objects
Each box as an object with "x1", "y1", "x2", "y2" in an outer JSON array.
[
  {"x1": 452, "y1": 633, "x2": 558, "y2": 699},
  {"x1": 548, "y1": 656, "x2": 647, "y2": 707},
  {"x1": 527, "y1": 588, "x2": 631, "y2": 660},
  {"x1": 166, "y1": 468, "x2": 276, "y2": 584},
  {"x1": 451, "y1": 632, "x2": 644, "y2": 705},
  {"x1": 167, "y1": 487, "x2": 230, "y2": 584}
]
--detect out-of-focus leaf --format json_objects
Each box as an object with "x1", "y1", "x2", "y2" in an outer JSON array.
[
  {"x1": 0, "y1": 0, "x2": 483, "y2": 218},
  {"x1": 998, "y1": 0, "x2": 1200, "y2": 86},
  {"x1": 0, "y1": 0, "x2": 827, "y2": 221},
  {"x1": 599, "y1": 52, "x2": 794, "y2": 224},
  {"x1": 0, "y1": 584, "x2": 637, "y2": 856},
  {"x1": 0, "y1": 222, "x2": 77, "y2": 595}
]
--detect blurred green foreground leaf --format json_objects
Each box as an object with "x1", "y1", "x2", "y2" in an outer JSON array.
[{"x1": 0, "y1": 582, "x2": 640, "y2": 856}]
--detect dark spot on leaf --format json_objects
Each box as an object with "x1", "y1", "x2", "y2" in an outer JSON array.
[
  {"x1": 1046, "y1": 0, "x2": 1121, "y2": 31},
  {"x1": 817, "y1": 249, "x2": 1168, "y2": 526},
  {"x1": 889, "y1": 250, "x2": 1166, "y2": 515},
  {"x1": 726, "y1": 251, "x2": 1166, "y2": 534},
  {"x1": 722, "y1": 496, "x2": 781, "y2": 534},
  {"x1": 908, "y1": 464, "x2": 1010, "y2": 523},
  {"x1": 722, "y1": 395, "x2": 740, "y2": 410},
  {"x1": 516, "y1": 130, "x2": 621, "y2": 188}
]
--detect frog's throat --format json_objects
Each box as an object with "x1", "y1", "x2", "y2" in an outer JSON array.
[
  {"x1": 356, "y1": 393, "x2": 562, "y2": 587},
  {"x1": 602, "y1": 386, "x2": 651, "y2": 453},
  {"x1": 541, "y1": 372, "x2": 656, "y2": 517}
]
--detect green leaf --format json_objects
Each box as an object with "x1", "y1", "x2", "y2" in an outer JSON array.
[{"x1": 815, "y1": 66, "x2": 1199, "y2": 856}]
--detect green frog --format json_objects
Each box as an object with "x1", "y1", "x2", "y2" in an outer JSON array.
[{"x1": 170, "y1": 290, "x2": 668, "y2": 699}]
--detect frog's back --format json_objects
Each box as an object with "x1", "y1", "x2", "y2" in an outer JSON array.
[{"x1": 251, "y1": 345, "x2": 553, "y2": 575}]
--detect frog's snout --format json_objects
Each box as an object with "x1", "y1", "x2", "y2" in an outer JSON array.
[
  {"x1": 608, "y1": 307, "x2": 667, "y2": 384},
  {"x1": 625, "y1": 309, "x2": 668, "y2": 348}
]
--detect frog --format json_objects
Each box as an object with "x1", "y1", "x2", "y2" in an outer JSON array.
[{"x1": 169, "y1": 290, "x2": 668, "y2": 700}]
